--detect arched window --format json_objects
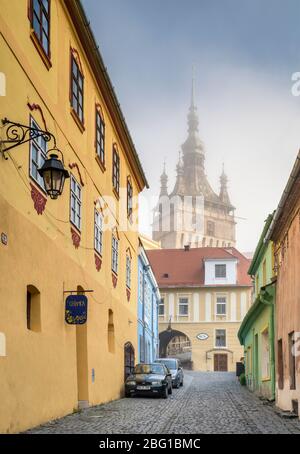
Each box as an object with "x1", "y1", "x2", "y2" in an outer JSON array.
[
  {"x1": 26, "y1": 285, "x2": 41, "y2": 332},
  {"x1": 108, "y1": 309, "x2": 115, "y2": 353}
]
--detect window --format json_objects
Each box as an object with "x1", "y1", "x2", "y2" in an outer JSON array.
[
  {"x1": 26, "y1": 285, "x2": 41, "y2": 332},
  {"x1": 29, "y1": 117, "x2": 47, "y2": 190},
  {"x1": 215, "y1": 264, "x2": 226, "y2": 278},
  {"x1": 30, "y1": 0, "x2": 50, "y2": 57},
  {"x1": 95, "y1": 107, "x2": 105, "y2": 165},
  {"x1": 207, "y1": 220, "x2": 215, "y2": 236},
  {"x1": 159, "y1": 298, "x2": 165, "y2": 316},
  {"x1": 94, "y1": 209, "x2": 103, "y2": 255},
  {"x1": 112, "y1": 146, "x2": 120, "y2": 195},
  {"x1": 261, "y1": 327, "x2": 270, "y2": 379},
  {"x1": 70, "y1": 175, "x2": 81, "y2": 231},
  {"x1": 216, "y1": 329, "x2": 226, "y2": 347},
  {"x1": 112, "y1": 235, "x2": 119, "y2": 274},
  {"x1": 289, "y1": 332, "x2": 296, "y2": 390},
  {"x1": 139, "y1": 334, "x2": 145, "y2": 363},
  {"x1": 216, "y1": 296, "x2": 227, "y2": 315},
  {"x1": 178, "y1": 297, "x2": 189, "y2": 316},
  {"x1": 127, "y1": 177, "x2": 133, "y2": 221},
  {"x1": 71, "y1": 53, "x2": 84, "y2": 124},
  {"x1": 126, "y1": 254, "x2": 131, "y2": 288}
]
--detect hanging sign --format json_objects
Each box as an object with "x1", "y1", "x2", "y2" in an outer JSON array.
[
  {"x1": 196, "y1": 333, "x2": 209, "y2": 341},
  {"x1": 65, "y1": 294, "x2": 88, "y2": 325}
]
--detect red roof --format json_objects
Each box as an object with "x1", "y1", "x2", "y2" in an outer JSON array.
[{"x1": 146, "y1": 247, "x2": 252, "y2": 288}]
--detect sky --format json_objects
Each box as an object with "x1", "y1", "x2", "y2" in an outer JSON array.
[{"x1": 83, "y1": 0, "x2": 300, "y2": 252}]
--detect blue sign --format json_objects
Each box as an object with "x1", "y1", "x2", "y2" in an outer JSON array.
[{"x1": 65, "y1": 295, "x2": 88, "y2": 325}]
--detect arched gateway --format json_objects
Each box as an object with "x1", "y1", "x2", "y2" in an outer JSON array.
[{"x1": 159, "y1": 329, "x2": 192, "y2": 369}]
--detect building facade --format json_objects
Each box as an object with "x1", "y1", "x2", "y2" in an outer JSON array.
[
  {"x1": 267, "y1": 151, "x2": 300, "y2": 417},
  {"x1": 238, "y1": 214, "x2": 276, "y2": 400},
  {"x1": 152, "y1": 81, "x2": 236, "y2": 249},
  {"x1": 147, "y1": 247, "x2": 252, "y2": 372},
  {"x1": 137, "y1": 243, "x2": 160, "y2": 365},
  {"x1": 0, "y1": 0, "x2": 147, "y2": 433}
]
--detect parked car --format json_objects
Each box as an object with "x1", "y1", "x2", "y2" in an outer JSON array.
[
  {"x1": 125, "y1": 363, "x2": 173, "y2": 398},
  {"x1": 155, "y1": 358, "x2": 184, "y2": 388}
]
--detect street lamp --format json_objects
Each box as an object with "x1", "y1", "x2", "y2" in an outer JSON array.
[
  {"x1": 0, "y1": 118, "x2": 69, "y2": 200},
  {"x1": 38, "y1": 150, "x2": 69, "y2": 200}
]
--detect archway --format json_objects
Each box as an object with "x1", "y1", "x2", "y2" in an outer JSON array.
[
  {"x1": 124, "y1": 342, "x2": 135, "y2": 381},
  {"x1": 159, "y1": 330, "x2": 192, "y2": 369}
]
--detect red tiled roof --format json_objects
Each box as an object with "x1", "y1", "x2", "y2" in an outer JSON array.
[{"x1": 146, "y1": 247, "x2": 252, "y2": 288}]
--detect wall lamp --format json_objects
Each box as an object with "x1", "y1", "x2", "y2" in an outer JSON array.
[{"x1": 0, "y1": 118, "x2": 69, "y2": 199}]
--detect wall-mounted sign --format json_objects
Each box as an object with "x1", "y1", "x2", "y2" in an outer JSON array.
[
  {"x1": 65, "y1": 295, "x2": 88, "y2": 325},
  {"x1": 196, "y1": 333, "x2": 209, "y2": 341}
]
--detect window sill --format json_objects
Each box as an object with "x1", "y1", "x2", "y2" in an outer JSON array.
[
  {"x1": 70, "y1": 221, "x2": 81, "y2": 235},
  {"x1": 70, "y1": 108, "x2": 85, "y2": 133},
  {"x1": 95, "y1": 155, "x2": 106, "y2": 173},
  {"x1": 30, "y1": 29, "x2": 52, "y2": 70},
  {"x1": 261, "y1": 377, "x2": 271, "y2": 382}
]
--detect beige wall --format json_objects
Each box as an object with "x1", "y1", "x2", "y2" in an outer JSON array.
[
  {"x1": 159, "y1": 287, "x2": 251, "y2": 371},
  {"x1": 274, "y1": 197, "x2": 300, "y2": 415}
]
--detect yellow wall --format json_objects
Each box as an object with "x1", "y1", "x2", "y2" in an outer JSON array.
[
  {"x1": 159, "y1": 287, "x2": 252, "y2": 372},
  {"x1": 0, "y1": 0, "x2": 145, "y2": 433}
]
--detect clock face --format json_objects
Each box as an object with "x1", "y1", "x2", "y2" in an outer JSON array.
[{"x1": 196, "y1": 333, "x2": 209, "y2": 341}]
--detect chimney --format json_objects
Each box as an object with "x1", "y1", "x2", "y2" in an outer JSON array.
[{"x1": 184, "y1": 244, "x2": 190, "y2": 252}]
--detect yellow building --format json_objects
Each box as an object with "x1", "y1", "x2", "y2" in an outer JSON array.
[
  {"x1": 0, "y1": 0, "x2": 147, "y2": 433},
  {"x1": 147, "y1": 247, "x2": 252, "y2": 372}
]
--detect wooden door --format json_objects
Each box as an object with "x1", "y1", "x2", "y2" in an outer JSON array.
[
  {"x1": 124, "y1": 342, "x2": 135, "y2": 381},
  {"x1": 214, "y1": 354, "x2": 228, "y2": 371}
]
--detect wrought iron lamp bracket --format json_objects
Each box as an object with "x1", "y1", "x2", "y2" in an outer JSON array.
[{"x1": 0, "y1": 118, "x2": 57, "y2": 160}]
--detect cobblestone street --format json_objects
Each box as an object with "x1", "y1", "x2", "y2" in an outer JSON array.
[{"x1": 26, "y1": 372, "x2": 300, "y2": 434}]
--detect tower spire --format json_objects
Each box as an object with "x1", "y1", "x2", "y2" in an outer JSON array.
[
  {"x1": 159, "y1": 159, "x2": 168, "y2": 196},
  {"x1": 219, "y1": 163, "x2": 231, "y2": 206}
]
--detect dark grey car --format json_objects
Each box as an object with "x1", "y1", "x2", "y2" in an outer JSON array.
[{"x1": 155, "y1": 358, "x2": 184, "y2": 388}]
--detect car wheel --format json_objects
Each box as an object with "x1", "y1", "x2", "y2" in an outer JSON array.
[
  {"x1": 125, "y1": 391, "x2": 131, "y2": 398},
  {"x1": 162, "y1": 386, "x2": 168, "y2": 399},
  {"x1": 175, "y1": 378, "x2": 180, "y2": 389}
]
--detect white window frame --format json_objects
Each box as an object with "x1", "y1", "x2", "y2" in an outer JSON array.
[
  {"x1": 29, "y1": 117, "x2": 47, "y2": 191},
  {"x1": 126, "y1": 254, "x2": 131, "y2": 288},
  {"x1": 178, "y1": 297, "x2": 189, "y2": 317},
  {"x1": 159, "y1": 297, "x2": 165, "y2": 316},
  {"x1": 112, "y1": 235, "x2": 119, "y2": 274},
  {"x1": 94, "y1": 209, "x2": 103, "y2": 255},
  {"x1": 215, "y1": 263, "x2": 227, "y2": 278},
  {"x1": 215, "y1": 329, "x2": 226, "y2": 348},
  {"x1": 216, "y1": 295, "x2": 227, "y2": 315},
  {"x1": 70, "y1": 175, "x2": 82, "y2": 231}
]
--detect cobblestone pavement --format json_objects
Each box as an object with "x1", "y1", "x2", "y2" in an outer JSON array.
[{"x1": 26, "y1": 371, "x2": 300, "y2": 434}]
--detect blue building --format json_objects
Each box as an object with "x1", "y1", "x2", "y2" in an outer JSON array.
[{"x1": 137, "y1": 242, "x2": 160, "y2": 364}]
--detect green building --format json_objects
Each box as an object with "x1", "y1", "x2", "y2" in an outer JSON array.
[{"x1": 238, "y1": 214, "x2": 276, "y2": 400}]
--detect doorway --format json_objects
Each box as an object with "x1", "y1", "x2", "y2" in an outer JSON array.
[
  {"x1": 214, "y1": 353, "x2": 228, "y2": 371},
  {"x1": 124, "y1": 342, "x2": 135, "y2": 381}
]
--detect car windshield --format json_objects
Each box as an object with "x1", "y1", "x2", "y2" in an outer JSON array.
[
  {"x1": 134, "y1": 364, "x2": 165, "y2": 375},
  {"x1": 157, "y1": 359, "x2": 177, "y2": 369}
]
